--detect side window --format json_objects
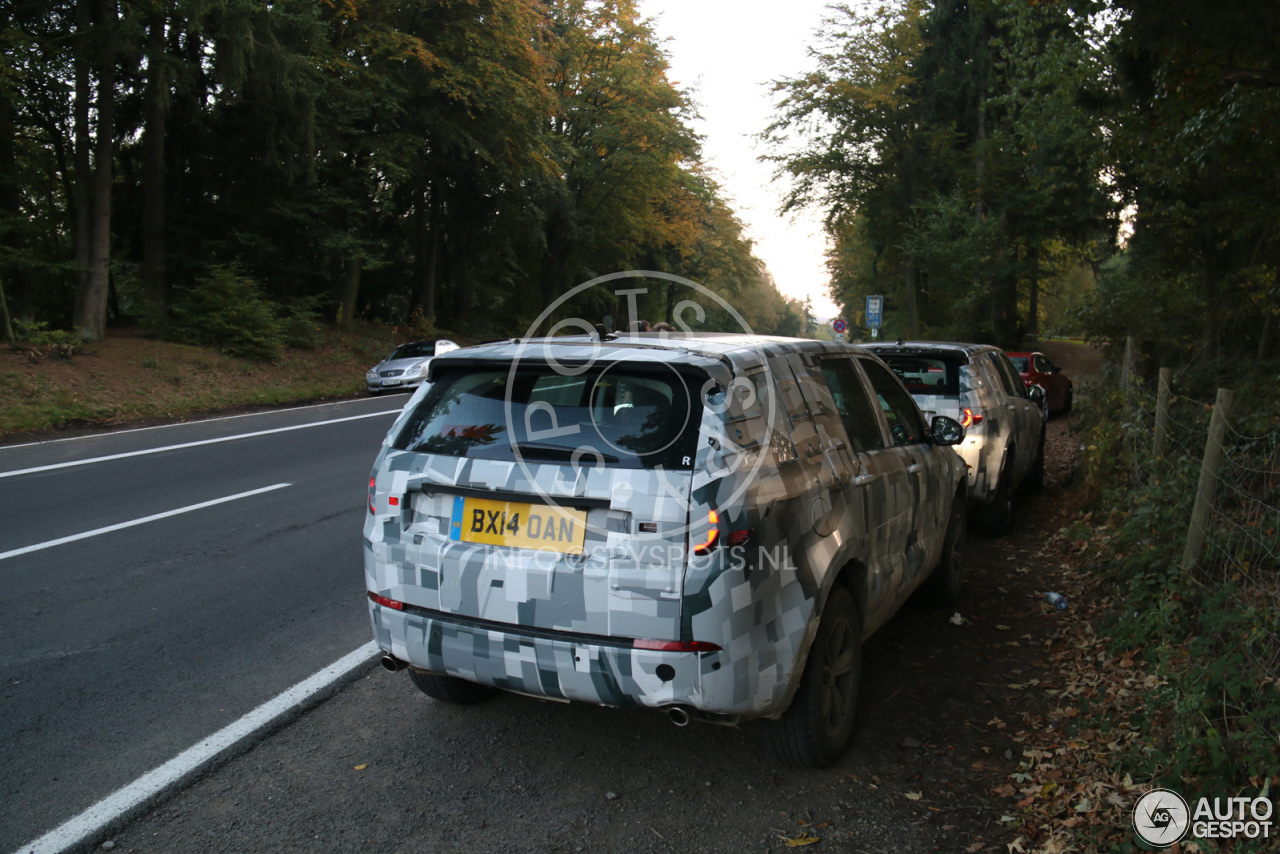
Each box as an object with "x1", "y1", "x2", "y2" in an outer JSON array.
[
  {"x1": 992, "y1": 353, "x2": 1027, "y2": 398},
  {"x1": 818, "y1": 357, "x2": 887, "y2": 452},
  {"x1": 859, "y1": 358, "x2": 928, "y2": 446},
  {"x1": 984, "y1": 353, "x2": 1016, "y2": 397},
  {"x1": 745, "y1": 368, "x2": 798, "y2": 465}
]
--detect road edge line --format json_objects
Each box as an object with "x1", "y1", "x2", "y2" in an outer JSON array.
[{"x1": 13, "y1": 641, "x2": 380, "y2": 854}]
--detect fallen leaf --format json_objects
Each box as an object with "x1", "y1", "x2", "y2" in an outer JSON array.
[
  {"x1": 353, "y1": 763, "x2": 368, "y2": 771},
  {"x1": 781, "y1": 830, "x2": 820, "y2": 847},
  {"x1": 904, "y1": 791, "x2": 923, "y2": 800}
]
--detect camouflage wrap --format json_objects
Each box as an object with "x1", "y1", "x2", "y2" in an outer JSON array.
[{"x1": 365, "y1": 335, "x2": 967, "y2": 719}]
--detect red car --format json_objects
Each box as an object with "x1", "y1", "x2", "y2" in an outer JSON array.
[{"x1": 1006, "y1": 351, "x2": 1073, "y2": 414}]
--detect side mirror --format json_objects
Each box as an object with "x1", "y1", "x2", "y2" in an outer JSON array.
[{"x1": 930, "y1": 415, "x2": 965, "y2": 446}]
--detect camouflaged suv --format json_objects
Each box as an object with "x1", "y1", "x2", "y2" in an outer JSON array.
[
  {"x1": 365, "y1": 334, "x2": 968, "y2": 767},
  {"x1": 863, "y1": 342, "x2": 1047, "y2": 536}
]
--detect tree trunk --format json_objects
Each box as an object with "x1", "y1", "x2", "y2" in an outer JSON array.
[
  {"x1": 974, "y1": 70, "x2": 987, "y2": 223},
  {"x1": 1027, "y1": 244, "x2": 1039, "y2": 336},
  {"x1": 73, "y1": 0, "x2": 92, "y2": 306},
  {"x1": 411, "y1": 179, "x2": 427, "y2": 312},
  {"x1": 339, "y1": 257, "x2": 361, "y2": 326},
  {"x1": 75, "y1": 0, "x2": 116, "y2": 341},
  {"x1": 425, "y1": 187, "x2": 441, "y2": 321},
  {"x1": 0, "y1": 67, "x2": 21, "y2": 326},
  {"x1": 904, "y1": 259, "x2": 920, "y2": 339},
  {"x1": 0, "y1": 273, "x2": 14, "y2": 343},
  {"x1": 141, "y1": 6, "x2": 170, "y2": 308}
]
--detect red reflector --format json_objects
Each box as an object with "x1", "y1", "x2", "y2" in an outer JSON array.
[
  {"x1": 633, "y1": 639, "x2": 723, "y2": 652},
  {"x1": 726, "y1": 529, "x2": 753, "y2": 547},
  {"x1": 961, "y1": 408, "x2": 983, "y2": 428},
  {"x1": 389, "y1": 496, "x2": 399, "y2": 506},
  {"x1": 693, "y1": 510, "x2": 720, "y2": 555},
  {"x1": 368, "y1": 592, "x2": 404, "y2": 611}
]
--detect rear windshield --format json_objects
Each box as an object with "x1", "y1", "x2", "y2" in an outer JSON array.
[
  {"x1": 392, "y1": 364, "x2": 703, "y2": 470},
  {"x1": 879, "y1": 355, "x2": 961, "y2": 396}
]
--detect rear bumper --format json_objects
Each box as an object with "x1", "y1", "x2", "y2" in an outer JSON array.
[{"x1": 368, "y1": 599, "x2": 768, "y2": 716}]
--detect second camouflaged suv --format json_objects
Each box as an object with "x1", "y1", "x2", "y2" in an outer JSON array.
[
  {"x1": 864, "y1": 341, "x2": 1046, "y2": 535},
  {"x1": 365, "y1": 333, "x2": 968, "y2": 767}
]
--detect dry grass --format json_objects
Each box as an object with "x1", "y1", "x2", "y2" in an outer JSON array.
[{"x1": 0, "y1": 324, "x2": 410, "y2": 442}]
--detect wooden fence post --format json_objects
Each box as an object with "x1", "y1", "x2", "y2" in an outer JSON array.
[
  {"x1": 1181, "y1": 388, "x2": 1234, "y2": 575},
  {"x1": 1154, "y1": 368, "x2": 1171, "y2": 457}
]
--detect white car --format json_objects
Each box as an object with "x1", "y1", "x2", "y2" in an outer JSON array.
[
  {"x1": 366, "y1": 340, "x2": 459, "y2": 394},
  {"x1": 864, "y1": 341, "x2": 1046, "y2": 536},
  {"x1": 365, "y1": 334, "x2": 969, "y2": 767}
]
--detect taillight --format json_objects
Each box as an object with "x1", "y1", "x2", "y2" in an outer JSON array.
[
  {"x1": 693, "y1": 510, "x2": 720, "y2": 555},
  {"x1": 726, "y1": 529, "x2": 753, "y2": 547},
  {"x1": 368, "y1": 476, "x2": 376, "y2": 514},
  {"x1": 368, "y1": 591, "x2": 404, "y2": 611},
  {"x1": 961, "y1": 408, "x2": 983, "y2": 428},
  {"x1": 633, "y1": 639, "x2": 722, "y2": 652}
]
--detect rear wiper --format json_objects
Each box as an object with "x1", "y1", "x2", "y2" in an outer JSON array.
[{"x1": 512, "y1": 442, "x2": 618, "y2": 463}]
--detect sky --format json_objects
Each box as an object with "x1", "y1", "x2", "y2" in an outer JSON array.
[{"x1": 637, "y1": 0, "x2": 842, "y2": 320}]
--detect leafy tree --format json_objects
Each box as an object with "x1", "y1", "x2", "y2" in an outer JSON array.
[
  {"x1": 769, "y1": 0, "x2": 1111, "y2": 345},
  {"x1": 1093, "y1": 0, "x2": 1280, "y2": 367}
]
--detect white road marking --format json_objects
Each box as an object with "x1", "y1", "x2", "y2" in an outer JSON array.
[
  {"x1": 0, "y1": 483, "x2": 292, "y2": 561},
  {"x1": 0, "y1": 410, "x2": 400, "y2": 479},
  {"x1": 0, "y1": 396, "x2": 402, "y2": 450},
  {"x1": 13, "y1": 641, "x2": 380, "y2": 854}
]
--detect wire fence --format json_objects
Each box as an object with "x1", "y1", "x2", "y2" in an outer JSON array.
[{"x1": 1121, "y1": 364, "x2": 1280, "y2": 679}]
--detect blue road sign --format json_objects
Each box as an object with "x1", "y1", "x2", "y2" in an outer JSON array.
[{"x1": 866, "y1": 295, "x2": 883, "y2": 329}]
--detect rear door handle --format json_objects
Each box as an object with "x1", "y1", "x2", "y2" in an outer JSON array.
[
  {"x1": 854, "y1": 474, "x2": 875, "y2": 486},
  {"x1": 907, "y1": 463, "x2": 923, "y2": 474}
]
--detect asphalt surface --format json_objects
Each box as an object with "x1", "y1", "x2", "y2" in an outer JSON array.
[
  {"x1": 2, "y1": 393, "x2": 1088, "y2": 854},
  {"x1": 0, "y1": 398, "x2": 406, "y2": 851}
]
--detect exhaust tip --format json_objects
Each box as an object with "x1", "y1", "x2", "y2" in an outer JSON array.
[
  {"x1": 667, "y1": 706, "x2": 691, "y2": 727},
  {"x1": 380, "y1": 654, "x2": 407, "y2": 672}
]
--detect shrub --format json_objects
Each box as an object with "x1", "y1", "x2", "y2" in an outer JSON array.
[
  {"x1": 1077, "y1": 373, "x2": 1280, "y2": 809},
  {"x1": 281, "y1": 295, "x2": 324, "y2": 350},
  {"x1": 155, "y1": 266, "x2": 284, "y2": 362},
  {"x1": 13, "y1": 319, "x2": 82, "y2": 356}
]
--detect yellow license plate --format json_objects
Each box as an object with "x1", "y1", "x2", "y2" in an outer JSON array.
[{"x1": 449, "y1": 496, "x2": 587, "y2": 554}]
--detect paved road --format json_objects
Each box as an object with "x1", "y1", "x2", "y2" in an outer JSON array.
[{"x1": 0, "y1": 398, "x2": 406, "y2": 851}]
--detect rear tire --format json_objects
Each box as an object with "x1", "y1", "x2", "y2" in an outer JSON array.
[
  {"x1": 763, "y1": 587, "x2": 862, "y2": 768},
  {"x1": 974, "y1": 465, "x2": 1013, "y2": 536},
  {"x1": 921, "y1": 493, "x2": 966, "y2": 605},
  {"x1": 1062, "y1": 389, "x2": 1073, "y2": 414},
  {"x1": 408, "y1": 670, "x2": 496, "y2": 704}
]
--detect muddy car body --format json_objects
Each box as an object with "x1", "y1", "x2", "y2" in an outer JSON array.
[{"x1": 365, "y1": 334, "x2": 968, "y2": 766}]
